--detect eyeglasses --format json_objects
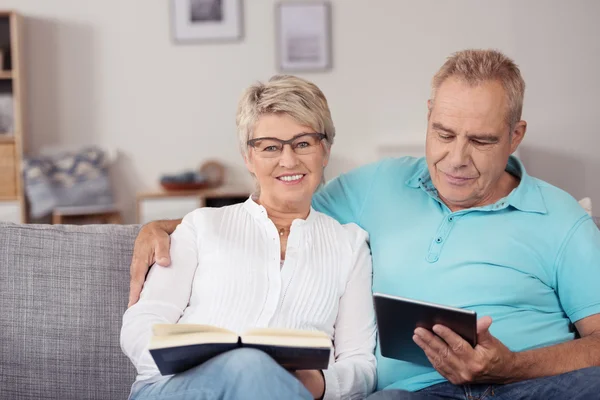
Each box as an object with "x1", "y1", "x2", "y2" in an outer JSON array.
[{"x1": 247, "y1": 133, "x2": 326, "y2": 158}]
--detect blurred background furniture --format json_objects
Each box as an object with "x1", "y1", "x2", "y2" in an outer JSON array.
[
  {"x1": 51, "y1": 204, "x2": 123, "y2": 225},
  {"x1": 22, "y1": 146, "x2": 121, "y2": 225},
  {"x1": 138, "y1": 159, "x2": 249, "y2": 224},
  {"x1": 0, "y1": 11, "x2": 26, "y2": 223},
  {"x1": 136, "y1": 187, "x2": 249, "y2": 224}
]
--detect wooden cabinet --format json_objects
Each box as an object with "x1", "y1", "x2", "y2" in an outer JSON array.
[
  {"x1": 0, "y1": 142, "x2": 16, "y2": 198},
  {"x1": 0, "y1": 11, "x2": 26, "y2": 222},
  {"x1": 136, "y1": 188, "x2": 250, "y2": 224}
]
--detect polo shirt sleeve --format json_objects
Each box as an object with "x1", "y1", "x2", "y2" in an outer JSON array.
[
  {"x1": 555, "y1": 216, "x2": 600, "y2": 323},
  {"x1": 312, "y1": 161, "x2": 382, "y2": 226}
]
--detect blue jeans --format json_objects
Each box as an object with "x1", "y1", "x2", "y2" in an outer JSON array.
[
  {"x1": 367, "y1": 367, "x2": 600, "y2": 400},
  {"x1": 130, "y1": 348, "x2": 313, "y2": 400}
]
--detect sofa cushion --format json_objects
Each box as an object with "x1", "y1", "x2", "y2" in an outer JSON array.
[{"x1": 0, "y1": 223, "x2": 140, "y2": 400}]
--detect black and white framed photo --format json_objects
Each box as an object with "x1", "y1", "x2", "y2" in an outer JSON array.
[
  {"x1": 171, "y1": 0, "x2": 243, "y2": 42},
  {"x1": 276, "y1": 2, "x2": 332, "y2": 72}
]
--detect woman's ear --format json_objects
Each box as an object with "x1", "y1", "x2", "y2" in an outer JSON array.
[
  {"x1": 322, "y1": 144, "x2": 330, "y2": 168},
  {"x1": 243, "y1": 151, "x2": 255, "y2": 175}
]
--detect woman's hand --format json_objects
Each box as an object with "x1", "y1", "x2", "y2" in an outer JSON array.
[
  {"x1": 293, "y1": 370, "x2": 325, "y2": 399},
  {"x1": 128, "y1": 219, "x2": 180, "y2": 307}
]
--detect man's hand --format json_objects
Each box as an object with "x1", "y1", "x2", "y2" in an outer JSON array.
[
  {"x1": 413, "y1": 316, "x2": 516, "y2": 385},
  {"x1": 293, "y1": 370, "x2": 325, "y2": 399},
  {"x1": 127, "y1": 221, "x2": 176, "y2": 307}
]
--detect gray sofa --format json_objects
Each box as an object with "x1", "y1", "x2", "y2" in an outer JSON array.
[
  {"x1": 1, "y1": 223, "x2": 140, "y2": 400},
  {"x1": 1, "y1": 218, "x2": 599, "y2": 399}
]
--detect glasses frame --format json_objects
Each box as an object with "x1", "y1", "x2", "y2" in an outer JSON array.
[{"x1": 246, "y1": 133, "x2": 326, "y2": 156}]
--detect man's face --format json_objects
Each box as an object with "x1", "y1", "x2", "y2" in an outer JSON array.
[{"x1": 425, "y1": 77, "x2": 526, "y2": 211}]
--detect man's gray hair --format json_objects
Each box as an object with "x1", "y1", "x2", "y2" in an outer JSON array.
[{"x1": 430, "y1": 49, "x2": 526, "y2": 130}]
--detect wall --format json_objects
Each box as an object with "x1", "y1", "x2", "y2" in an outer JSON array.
[{"x1": 1, "y1": 0, "x2": 599, "y2": 222}]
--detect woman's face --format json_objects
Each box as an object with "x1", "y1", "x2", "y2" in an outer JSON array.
[{"x1": 244, "y1": 113, "x2": 329, "y2": 210}]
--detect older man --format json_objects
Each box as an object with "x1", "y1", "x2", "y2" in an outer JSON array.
[{"x1": 128, "y1": 50, "x2": 600, "y2": 399}]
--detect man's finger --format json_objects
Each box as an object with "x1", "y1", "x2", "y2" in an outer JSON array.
[
  {"x1": 414, "y1": 333, "x2": 456, "y2": 378},
  {"x1": 432, "y1": 324, "x2": 473, "y2": 356},
  {"x1": 128, "y1": 254, "x2": 152, "y2": 307},
  {"x1": 476, "y1": 316, "x2": 494, "y2": 346},
  {"x1": 154, "y1": 237, "x2": 171, "y2": 266},
  {"x1": 414, "y1": 328, "x2": 455, "y2": 358},
  {"x1": 128, "y1": 278, "x2": 144, "y2": 308},
  {"x1": 477, "y1": 316, "x2": 493, "y2": 334}
]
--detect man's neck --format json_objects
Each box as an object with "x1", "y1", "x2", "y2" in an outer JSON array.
[{"x1": 443, "y1": 171, "x2": 521, "y2": 213}]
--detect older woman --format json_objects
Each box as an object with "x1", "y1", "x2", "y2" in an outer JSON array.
[{"x1": 120, "y1": 75, "x2": 376, "y2": 400}]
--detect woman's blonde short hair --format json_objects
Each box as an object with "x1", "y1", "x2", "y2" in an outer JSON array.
[
  {"x1": 236, "y1": 75, "x2": 335, "y2": 155},
  {"x1": 431, "y1": 49, "x2": 526, "y2": 130}
]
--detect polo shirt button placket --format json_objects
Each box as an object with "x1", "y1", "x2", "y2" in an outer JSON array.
[
  {"x1": 427, "y1": 253, "x2": 439, "y2": 262},
  {"x1": 427, "y1": 212, "x2": 458, "y2": 263}
]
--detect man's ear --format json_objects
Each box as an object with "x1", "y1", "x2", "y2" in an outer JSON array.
[
  {"x1": 510, "y1": 120, "x2": 527, "y2": 154},
  {"x1": 427, "y1": 99, "x2": 433, "y2": 120}
]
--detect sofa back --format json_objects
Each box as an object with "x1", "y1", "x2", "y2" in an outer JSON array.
[
  {"x1": 1, "y1": 218, "x2": 598, "y2": 399},
  {"x1": 0, "y1": 223, "x2": 140, "y2": 400}
]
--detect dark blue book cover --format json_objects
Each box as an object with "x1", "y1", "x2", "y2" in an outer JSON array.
[{"x1": 150, "y1": 342, "x2": 240, "y2": 375}]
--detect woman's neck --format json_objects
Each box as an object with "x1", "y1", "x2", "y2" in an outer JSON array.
[{"x1": 256, "y1": 195, "x2": 310, "y2": 229}]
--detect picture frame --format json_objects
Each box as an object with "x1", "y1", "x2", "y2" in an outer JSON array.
[
  {"x1": 171, "y1": 0, "x2": 243, "y2": 43},
  {"x1": 276, "y1": 2, "x2": 332, "y2": 72}
]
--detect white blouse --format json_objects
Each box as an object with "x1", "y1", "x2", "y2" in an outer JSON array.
[{"x1": 121, "y1": 197, "x2": 377, "y2": 400}]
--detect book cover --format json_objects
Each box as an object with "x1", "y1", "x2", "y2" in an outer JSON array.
[{"x1": 148, "y1": 324, "x2": 332, "y2": 375}]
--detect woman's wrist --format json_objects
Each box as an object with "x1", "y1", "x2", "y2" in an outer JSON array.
[
  {"x1": 294, "y1": 369, "x2": 325, "y2": 399},
  {"x1": 316, "y1": 369, "x2": 326, "y2": 400}
]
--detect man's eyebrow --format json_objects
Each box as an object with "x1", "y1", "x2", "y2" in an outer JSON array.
[
  {"x1": 432, "y1": 122, "x2": 500, "y2": 142},
  {"x1": 431, "y1": 122, "x2": 456, "y2": 135},
  {"x1": 466, "y1": 133, "x2": 500, "y2": 142}
]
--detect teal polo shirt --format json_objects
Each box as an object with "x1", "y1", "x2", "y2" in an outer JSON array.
[{"x1": 312, "y1": 156, "x2": 600, "y2": 392}]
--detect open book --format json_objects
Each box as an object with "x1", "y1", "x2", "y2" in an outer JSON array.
[{"x1": 149, "y1": 324, "x2": 333, "y2": 375}]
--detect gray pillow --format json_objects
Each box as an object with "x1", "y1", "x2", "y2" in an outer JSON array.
[{"x1": 23, "y1": 147, "x2": 114, "y2": 218}]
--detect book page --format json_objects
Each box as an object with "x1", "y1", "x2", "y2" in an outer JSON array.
[
  {"x1": 242, "y1": 335, "x2": 331, "y2": 348},
  {"x1": 241, "y1": 329, "x2": 331, "y2": 349},
  {"x1": 149, "y1": 332, "x2": 239, "y2": 350},
  {"x1": 243, "y1": 327, "x2": 330, "y2": 339},
  {"x1": 153, "y1": 323, "x2": 235, "y2": 337}
]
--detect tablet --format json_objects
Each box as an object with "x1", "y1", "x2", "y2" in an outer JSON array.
[{"x1": 373, "y1": 293, "x2": 477, "y2": 366}]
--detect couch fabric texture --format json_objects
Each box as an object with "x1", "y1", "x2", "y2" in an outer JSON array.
[
  {"x1": 0, "y1": 223, "x2": 140, "y2": 400},
  {"x1": 1, "y1": 218, "x2": 599, "y2": 399}
]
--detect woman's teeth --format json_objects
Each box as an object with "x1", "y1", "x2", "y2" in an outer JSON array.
[{"x1": 278, "y1": 174, "x2": 303, "y2": 182}]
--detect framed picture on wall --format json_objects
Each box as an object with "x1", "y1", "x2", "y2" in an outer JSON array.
[
  {"x1": 171, "y1": 0, "x2": 243, "y2": 42},
  {"x1": 276, "y1": 2, "x2": 332, "y2": 72}
]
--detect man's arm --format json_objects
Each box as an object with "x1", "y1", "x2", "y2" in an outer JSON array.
[
  {"x1": 507, "y1": 215, "x2": 600, "y2": 381},
  {"x1": 312, "y1": 161, "x2": 383, "y2": 226},
  {"x1": 414, "y1": 216, "x2": 600, "y2": 384},
  {"x1": 121, "y1": 212, "x2": 199, "y2": 376},
  {"x1": 506, "y1": 314, "x2": 600, "y2": 382},
  {"x1": 128, "y1": 218, "x2": 182, "y2": 307}
]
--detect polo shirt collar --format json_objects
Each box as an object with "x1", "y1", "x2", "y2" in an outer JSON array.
[{"x1": 405, "y1": 156, "x2": 547, "y2": 214}]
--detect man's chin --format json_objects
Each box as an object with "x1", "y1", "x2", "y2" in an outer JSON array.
[{"x1": 437, "y1": 188, "x2": 475, "y2": 207}]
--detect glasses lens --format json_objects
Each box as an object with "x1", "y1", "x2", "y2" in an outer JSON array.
[
  {"x1": 252, "y1": 139, "x2": 282, "y2": 158},
  {"x1": 293, "y1": 134, "x2": 321, "y2": 155}
]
